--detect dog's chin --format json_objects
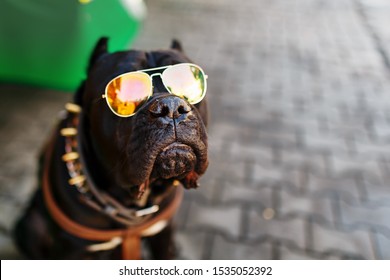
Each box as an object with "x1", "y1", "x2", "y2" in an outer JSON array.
[
  {"x1": 152, "y1": 143, "x2": 197, "y2": 180},
  {"x1": 117, "y1": 141, "x2": 204, "y2": 189}
]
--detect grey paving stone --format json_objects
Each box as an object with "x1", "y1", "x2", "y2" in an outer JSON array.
[
  {"x1": 374, "y1": 231, "x2": 390, "y2": 259},
  {"x1": 358, "y1": 0, "x2": 390, "y2": 71},
  {"x1": 362, "y1": 181, "x2": 390, "y2": 206},
  {"x1": 229, "y1": 140, "x2": 274, "y2": 169},
  {"x1": 278, "y1": 244, "x2": 319, "y2": 260},
  {"x1": 0, "y1": 197, "x2": 25, "y2": 231},
  {"x1": 0, "y1": 234, "x2": 22, "y2": 260},
  {"x1": 251, "y1": 164, "x2": 286, "y2": 184},
  {"x1": 311, "y1": 223, "x2": 376, "y2": 259},
  {"x1": 330, "y1": 156, "x2": 383, "y2": 181},
  {"x1": 247, "y1": 208, "x2": 307, "y2": 250},
  {"x1": 278, "y1": 189, "x2": 334, "y2": 225},
  {"x1": 175, "y1": 231, "x2": 209, "y2": 260},
  {"x1": 186, "y1": 200, "x2": 242, "y2": 239},
  {"x1": 219, "y1": 182, "x2": 274, "y2": 209},
  {"x1": 339, "y1": 199, "x2": 390, "y2": 229},
  {"x1": 211, "y1": 235, "x2": 273, "y2": 260},
  {"x1": 277, "y1": 149, "x2": 328, "y2": 175},
  {"x1": 305, "y1": 174, "x2": 363, "y2": 203}
]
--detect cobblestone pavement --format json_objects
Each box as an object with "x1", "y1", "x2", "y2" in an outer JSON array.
[{"x1": 1, "y1": 0, "x2": 390, "y2": 259}]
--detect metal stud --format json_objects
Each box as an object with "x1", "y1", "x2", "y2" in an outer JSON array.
[
  {"x1": 68, "y1": 175, "x2": 86, "y2": 186},
  {"x1": 172, "y1": 180, "x2": 181, "y2": 187},
  {"x1": 65, "y1": 103, "x2": 82, "y2": 114},
  {"x1": 62, "y1": 152, "x2": 79, "y2": 162},
  {"x1": 60, "y1": 128, "x2": 77, "y2": 136}
]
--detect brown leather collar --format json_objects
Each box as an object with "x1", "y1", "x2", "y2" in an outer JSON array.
[
  {"x1": 41, "y1": 104, "x2": 183, "y2": 259},
  {"x1": 61, "y1": 105, "x2": 159, "y2": 226}
]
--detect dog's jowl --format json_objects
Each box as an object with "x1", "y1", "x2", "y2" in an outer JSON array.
[{"x1": 13, "y1": 38, "x2": 209, "y2": 259}]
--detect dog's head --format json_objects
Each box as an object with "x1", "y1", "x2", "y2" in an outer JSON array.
[{"x1": 75, "y1": 38, "x2": 208, "y2": 196}]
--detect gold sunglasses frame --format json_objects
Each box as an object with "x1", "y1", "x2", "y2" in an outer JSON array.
[{"x1": 102, "y1": 63, "x2": 208, "y2": 117}]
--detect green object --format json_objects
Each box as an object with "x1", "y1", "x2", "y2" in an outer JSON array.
[{"x1": 0, "y1": 0, "x2": 142, "y2": 90}]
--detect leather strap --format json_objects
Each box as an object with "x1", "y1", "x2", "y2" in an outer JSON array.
[
  {"x1": 42, "y1": 128, "x2": 183, "y2": 259},
  {"x1": 122, "y1": 233, "x2": 141, "y2": 260}
]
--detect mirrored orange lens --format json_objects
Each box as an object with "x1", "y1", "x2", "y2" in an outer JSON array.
[
  {"x1": 162, "y1": 64, "x2": 206, "y2": 104},
  {"x1": 105, "y1": 72, "x2": 152, "y2": 116}
]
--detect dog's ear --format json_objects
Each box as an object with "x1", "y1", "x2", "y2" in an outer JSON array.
[
  {"x1": 171, "y1": 39, "x2": 183, "y2": 52},
  {"x1": 88, "y1": 37, "x2": 109, "y2": 73},
  {"x1": 74, "y1": 37, "x2": 108, "y2": 106}
]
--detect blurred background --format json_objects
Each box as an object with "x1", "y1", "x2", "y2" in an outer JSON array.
[{"x1": 1, "y1": 0, "x2": 390, "y2": 259}]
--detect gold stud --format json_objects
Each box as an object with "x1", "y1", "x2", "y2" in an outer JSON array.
[
  {"x1": 68, "y1": 175, "x2": 86, "y2": 186},
  {"x1": 60, "y1": 128, "x2": 77, "y2": 136},
  {"x1": 62, "y1": 152, "x2": 79, "y2": 162},
  {"x1": 172, "y1": 180, "x2": 181, "y2": 187},
  {"x1": 65, "y1": 103, "x2": 82, "y2": 114}
]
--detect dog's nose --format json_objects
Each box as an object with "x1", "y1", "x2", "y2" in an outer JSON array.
[{"x1": 148, "y1": 95, "x2": 191, "y2": 119}]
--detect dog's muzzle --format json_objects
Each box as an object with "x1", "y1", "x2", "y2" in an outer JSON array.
[
  {"x1": 121, "y1": 94, "x2": 207, "y2": 187},
  {"x1": 149, "y1": 95, "x2": 197, "y2": 179}
]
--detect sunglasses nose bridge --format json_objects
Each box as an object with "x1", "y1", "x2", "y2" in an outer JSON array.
[
  {"x1": 148, "y1": 72, "x2": 168, "y2": 93},
  {"x1": 149, "y1": 72, "x2": 162, "y2": 79}
]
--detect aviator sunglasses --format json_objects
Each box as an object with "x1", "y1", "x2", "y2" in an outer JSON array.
[{"x1": 103, "y1": 63, "x2": 208, "y2": 117}]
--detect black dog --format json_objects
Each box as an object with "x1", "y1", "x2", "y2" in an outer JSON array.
[{"x1": 13, "y1": 38, "x2": 209, "y2": 259}]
